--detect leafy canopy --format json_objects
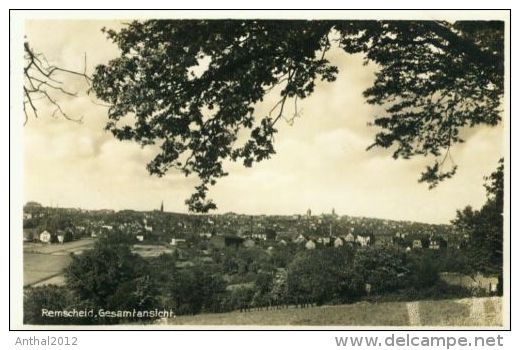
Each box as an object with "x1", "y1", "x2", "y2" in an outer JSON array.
[
  {"x1": 92, "y1": 20, "x2": 504, "y2": 212},
  {"x1": 452, "y1": 158, "x2": 504, "y2": 276}
]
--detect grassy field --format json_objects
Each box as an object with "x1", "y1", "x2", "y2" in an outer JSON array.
[
  {"x1": 23, "y1": 238, "x2": 94, "y2": 287},
  {"x1": 167, "y1": 297, "x2": 503, "y2": 327},
  {"x1": 23, "y1": 253, "x2": 71, "y2": 286}
]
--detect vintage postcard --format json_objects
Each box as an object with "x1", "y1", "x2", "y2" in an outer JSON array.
[{"x1": 9, "y1": 10, "x2": 510, "y2": 330}]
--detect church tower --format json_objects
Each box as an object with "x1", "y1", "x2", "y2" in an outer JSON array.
[{"x1": 160, "y1": 201, "x2": 164, "y2": 213}]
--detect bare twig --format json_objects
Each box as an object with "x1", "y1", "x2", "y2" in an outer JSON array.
[{"x1": 23, "y1": 41, "x2": 91, "y2": 124}]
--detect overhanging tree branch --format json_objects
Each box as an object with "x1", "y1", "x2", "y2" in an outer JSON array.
[
  {"x1": 90, "y1": 19, "x2": 504, "y2": 212},
  {"x1": 23, "y1": 41, "x2": 92, "y2": 124}
]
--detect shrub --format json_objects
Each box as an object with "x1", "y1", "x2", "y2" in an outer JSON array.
[
  {"x1": 407, "y1": 252, "x2": 439, "y2": 289},
  {"x1": 351, "y1": 247, "x2": 409, "y2": 294},
  {"x1": 23, "y1": 286, "x2": 94, "y2": 325}
]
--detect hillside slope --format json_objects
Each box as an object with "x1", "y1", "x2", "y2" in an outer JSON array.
[{"x1": 165, "y1": 297, "x2": 503, "y2": 327}]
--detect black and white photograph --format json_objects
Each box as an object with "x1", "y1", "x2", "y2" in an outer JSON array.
[{"x1": 9, "y1": 10, "x2": 510, "y2": 330}]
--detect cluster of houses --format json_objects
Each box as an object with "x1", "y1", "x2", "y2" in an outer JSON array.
[
  {"x1": 23, "y1": 203, "x2": 458, "y2": 255},
  {"x1": 23, "y1": 226, "x2": 86, "y2": 244},
  {"x1": 178, "y1": 230, "x2": 377, "y2": 251},
  {"x1": 394, "y1": 232, "x2": 450, "y2": 251},
  {"x1": 292, "y1": 231, "x2": 373, "y2": 250},
  {"x1": 24, "y1": 219, "x2": 451, "y2": 254}
]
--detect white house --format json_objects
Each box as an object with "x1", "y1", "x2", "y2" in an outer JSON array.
[
  {"x1": 39, "y1": 230, "x2": 52, "y2": 243},
  {"x1": 293, "y1": 233, "x2": 307, "y2": 244},
  {"x1": 356, "y1": 235, "x2": 371, "y2": 246},
  {"x1": 333, "y1": 237, "x2": 344, "y2": 248},
  {"x1": 305, "y1": 240, "x2": 316, "y2": 250},
  {"x1": 252, "y1": 232, "x2": 267, "y2": 240}
]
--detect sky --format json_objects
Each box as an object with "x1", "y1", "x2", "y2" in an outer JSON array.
[{"x1": 21, "y1": 20, "x2": 505, "y2": 224}]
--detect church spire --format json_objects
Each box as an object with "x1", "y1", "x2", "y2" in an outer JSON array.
[{"x1": 160, "y1": 201, "x2": 164, "y2": 213}]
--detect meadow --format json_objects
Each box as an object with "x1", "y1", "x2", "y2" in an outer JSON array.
[
  {"x1": 23, "y1": 238, "x2": 94, "y2": 286},
  {"x1": 166, "y1": 297, "x2": 503, "y2": 327}
]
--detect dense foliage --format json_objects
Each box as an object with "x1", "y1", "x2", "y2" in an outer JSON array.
[
  {"x1": 64, "y1": 231, "x2": 159, "y2": 323},
  {"x1": 24, "y1": 286, "x2": 93, "y2": 325},
  {"x1": 452, "y1": 159, "x2": 504, "y2": 281},
  {"x1": 92, "y1": 20, "x2": 504, "y2": 211},
  {"x1": 25, "y1": 237, "x2": 488, "y2": 325}
]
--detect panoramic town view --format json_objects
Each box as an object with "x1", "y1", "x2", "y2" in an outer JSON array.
[
  {"x1": 17, "y1": 16, "x2": 507, "y2": 328},
  {"x1": 23, "y1": 196, "x2": 503, "y2": 326}
]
